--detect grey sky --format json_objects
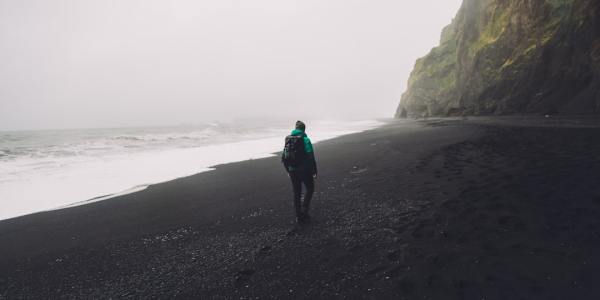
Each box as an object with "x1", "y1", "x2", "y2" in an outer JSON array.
[{"x1": 0, "y1": 0, "x2": 461, "y2": 130}]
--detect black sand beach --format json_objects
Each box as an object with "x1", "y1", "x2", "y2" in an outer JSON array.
[{"x1": 2, "y1": 117, "x2": 600, "y2": 299}]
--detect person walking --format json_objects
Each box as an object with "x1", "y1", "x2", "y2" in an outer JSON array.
[{"x1": 281, "y1": 121, "x2": 318, "y2": 223}]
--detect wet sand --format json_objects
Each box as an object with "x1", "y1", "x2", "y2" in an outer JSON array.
[{"x1": 1, "y1": 117, "x2": 600, "y2": 299}]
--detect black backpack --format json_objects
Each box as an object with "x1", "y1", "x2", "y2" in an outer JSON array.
[{"x1": 282, "y1": 135, "x2": 305, "y2": 168}]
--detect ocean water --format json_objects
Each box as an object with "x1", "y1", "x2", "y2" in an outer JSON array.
[{"x1": 0, "y1": 120, "x2": 383, "y2": 220}]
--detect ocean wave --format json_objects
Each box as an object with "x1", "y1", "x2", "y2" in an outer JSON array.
[
  {"x1": 0, "y1": 135, "x2": 25, "y2": 143},
  {"x1": 113, "y1": 136, "x2": 144, "y2": 141}
]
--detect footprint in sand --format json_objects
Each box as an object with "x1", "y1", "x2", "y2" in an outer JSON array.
[
  {"x1": 256, "y1": 245, "x2": 272, "y2": 257},
  {"x1": 350, "y1": 166, "x2": 368, "y2": 174},
  {"x1": 411, "y1": 221, "x2": 435, "y2": 239},
  {"x1": 497, "y1": 215, "x2": 526, "y2": 231},
  {"x1": 387, "y1": 249, "x2": 402, "y2": 261},
  {"x1": 234, "y1": 268, "x2": 255, "y2": 287}
]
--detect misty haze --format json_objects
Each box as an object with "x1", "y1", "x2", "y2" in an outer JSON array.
[
  {"x1": 2, "y1": 0, "x2": 600, "y2": 299},
  {"x1": 1, "y1": 0, "x2": 460, "y2": 130}
]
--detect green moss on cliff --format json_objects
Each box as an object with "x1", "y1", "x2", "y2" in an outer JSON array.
[
  {"x1": 546, "y1": 0, "x2": 570, "y2": 8},
  {"x1": 468, "y1": 3, "x2": 510, "y2": 57}
]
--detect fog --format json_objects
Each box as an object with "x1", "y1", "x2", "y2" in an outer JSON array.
[{"x1": 0, "y1": 0, "x2": 461, "y2": 130}]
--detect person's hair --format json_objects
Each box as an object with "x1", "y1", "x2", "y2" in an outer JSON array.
[{"x1": 295, "y1": 120, "x2": 306, "y2": 131}]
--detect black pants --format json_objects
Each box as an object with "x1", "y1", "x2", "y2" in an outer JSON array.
[{"x1": 289, "y1": 170, "x2": 314, "y2": 217}]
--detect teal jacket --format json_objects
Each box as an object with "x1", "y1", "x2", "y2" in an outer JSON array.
[
  {"x1": 291, "y1": 129, "x2": 314, "y2": 153},
  {"x1": 283, "y1": 129, "x2": 318, "y2": 175}
]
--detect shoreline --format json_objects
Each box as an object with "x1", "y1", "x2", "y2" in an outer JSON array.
[
  {"x1": 2, "y1": 117, "x2": 600, "y2": 298},
  {"x1": 0, "y1": 119, "x2": 384, "y2": 221}
]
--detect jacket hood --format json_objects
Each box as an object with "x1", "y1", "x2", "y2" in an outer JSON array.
[{"x1": 291, "y1": 129, "x2": 307, "y2": 137}]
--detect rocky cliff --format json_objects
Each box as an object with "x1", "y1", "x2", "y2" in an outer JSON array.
[{"x1": 396, "y1": 0, "x2": 600, "y2": 117}]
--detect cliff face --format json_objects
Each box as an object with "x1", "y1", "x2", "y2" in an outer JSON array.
[{"x1": 397, "y1": 0, "x2": 600, "y2": 117}]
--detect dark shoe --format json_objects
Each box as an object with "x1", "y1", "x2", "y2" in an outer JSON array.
[
  {"x1": 301, "y1": 212, "x2": 311, "y2": 220},
  {"x1": 297, "y1": 212, "x2": 310, "y2": 224},
  {"x1": 296, "y1": 213, "x2": 310, "y2": 224},
  {"x1": 301, "y1": 206, "x2": 310, "y2": 216}
]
